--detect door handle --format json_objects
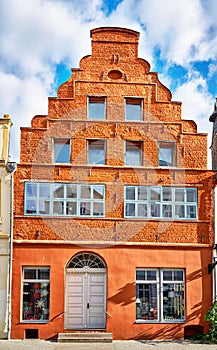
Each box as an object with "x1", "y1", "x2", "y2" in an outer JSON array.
[{"x1": 87, "y1": 303, "x2": 90, "y2": 309}]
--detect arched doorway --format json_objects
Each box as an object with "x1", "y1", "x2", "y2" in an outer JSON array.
[{"x1": 65, "y1": 253, "x2": 107, "y2": 329}]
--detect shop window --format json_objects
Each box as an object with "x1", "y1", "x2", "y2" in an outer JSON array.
[
  {"x1": 88, "y1": 96, "x2": 106, "y2": 120},
  {"x1": 24, "y1": 182, "x2": 105, "y2": 218},
  {"x1": 158, "y1": 142, "x2": 176, "y2": 167},
  {"x1": 125, "y1": 97, "x2": 143, "y2": 121},
  {"x1": 87, "y1": 139, "x2": 106, "y2": 165},
  {"x1": 136, "y1": 268, "x2": 185, "y2": 322},
  {"x1": 125, "y1": 141, "x2": 142, "y2": 166},
  {"x1": 125, "y1": 186, "x2": 197, "y2": 220},
  {"x1": 22, "y1": 267, "x2": 50, "y2": 322},
  {"x1": 53, "y1": 138, "x2": 71, "y2": 163}
]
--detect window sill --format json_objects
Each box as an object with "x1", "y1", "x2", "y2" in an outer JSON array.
[
  {"x1": 136, "y1": 319, "x2": 185, "y2": 324},
  {"x1": 21, "y1": 320, "x2": 49, "y2": 324}
]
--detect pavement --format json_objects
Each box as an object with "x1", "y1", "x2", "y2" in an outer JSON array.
[{"x1": 0, "y1": 340, "x2": 217, "y2": 350}]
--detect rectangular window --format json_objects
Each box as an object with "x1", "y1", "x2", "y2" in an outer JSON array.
[
  {"x1": 54, "y1": 138, "x2": 71, "y2": 163},
  {"x1": 88, "y1": 96, "x2": 106, "y2": 120},
  {"x1": 22, "y1": 267, "x2": 50, "y2": 322},
  {"x1": 125, "y1": 141, "x2": 142, "y2": 166},
  {"x1": 87, "y1": 139, "x2": 106, "y2": 165},
  {"x1": 24, "y1": 182, "x2": 105, "y2": 217},
  {"x1": 125, "y1": 97, "x2": 143, "y2": 121},
  {"x1": 158, "y1": 142, "x2": 176, "y2": 167},
  {"x1": 136, "y1": 268, "x2": 185, "y2": 322},
  {"x1": 124, "y1": 186, "x2": 197, "y2": 220}
]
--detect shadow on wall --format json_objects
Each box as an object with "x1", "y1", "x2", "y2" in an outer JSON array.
[
  {"x1": 108, "y1": 282, "x2": 135, "y2": 306},
  {"x1": 131, "y1": 323, "x2": 184, "y2": 340}
]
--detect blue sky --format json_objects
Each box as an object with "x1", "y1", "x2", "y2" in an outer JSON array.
[{"x1": 0, "y1": 0, "x2": 217, "y2": 166}]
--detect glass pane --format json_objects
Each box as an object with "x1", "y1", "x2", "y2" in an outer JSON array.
[
  {"x1": 136, "y1": 283, "x2": 158, "y2": 320},
  {"x1": 26, "y1": 183, "x2": 37, "y2": 197},
  {"x1": 150, "y1": 188, "x2": 161, "y2": 201},
  {"x1": 53, "y1": 201, "x2": 64, "y2": 215},
  {"x1": 39, "y1": 200, "x2": 50, "y2": 214},
  {"x1": 146, "y1": 271, "x2": 157, "y2": 280},
  {"x1": 39, "y1": 184, "x2": 50, "y2": 198},
  {"x1": 93, "y1": 185, "x2": 104, "y2": 199},
  {"x1": 93, "y1": 202, "x2": 104, "y2": 216},
  {"x1": 138, "y1": 203, "x2": 147, "y2": 217},
  {"x1": 125, "y1": 187, "x2": 135, "y2": 200},
  {"x1": 125, "y1": 100, "x2": 141, "y2": 121},
  {"x1": 138, "y1": 187, "x2": 147, "y2": 200},
  {"x1": 175, "y1": 189, "x2": 185, "y2": 202},
  {"x1": 66, "y1": 202, "x2": 77, "y2": 215},
  {"x1": 24, "y1": 269, "x2": 37, "y2": 280},
  {"x1": 162, "y1": 188, "x2": 172, "y2": 201},
  {"x1": 53, "y1": 184, "x2": 64, "y2": 198},
  {"x1": 66, "y1": 185, "x2": 77, "y2": 198},
  {"x1": 80, "y1": 186, "x2": 91, "y2": 199},
  {"x1": 163, "y1": 283, "x2": 185, "y2": 320},
  {"x1": 125, "y1": 203, "x2": 135, "y2": 216},
  {"x1": 26, "y1": 200, "x2": 37, "y2": 214},
  {"x1": 174, "y1": 270, "x2": 183, "y2": 281},
  {"x1": 187, "y1": 189, "x2": 196, "y2": 202},
  {"x1": 163, "y1": 271, "x2": 173, "y2": 281},
  {"x1": 54, "y1": 140, "x2": 70, "y2": 163},
  {"x1": 151, "y1": 203, "x2": 160, "y2": 217},
  {"x1": 175, "y1": 205, "x2": 185, "y2": 218},
  {"x1": 136, "y1": 271, "x2": 146, "y2": 280},
  {"x1": 162, "y1": 204, "x2": 172, "y2": 218},
  {"x1": 159, "y1": 146, "x2": 173, "y2": 166},
  {"x1": 23, "y1": 281, "x2": 50, "y2": 321},
  {"x1": 89, "y1": 100, "x2": 105, "y2": 120},
  {"x1": 187, "y1": 205, "x2": 196, "y2": 218},
  {"x1": 88, "y1": 140, "x2": 105, "y2": 164},
  {"x1": 38, "y1": 269, "x2": 50, "y2": 280},
  {"x1": 80, "y1": 202, "x2": 91, "y2": 215},
  {"x1": 125, "y1": 142, "x2": 141, "y2": 166}
]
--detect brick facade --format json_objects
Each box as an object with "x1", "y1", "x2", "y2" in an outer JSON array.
[{"x1": 12, "y1": 27, "x2": 215, "y2": 341}]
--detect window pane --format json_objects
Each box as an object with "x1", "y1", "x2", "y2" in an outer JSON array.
[
  {"x1": 39, "y1": 184, "x2": 50, "y2": 198},
  {"x1": 54, "y1": 139, "x2": 70, "y2": 163},
  {"x1": 174, "y1": 270, "x2": 183, "y2": 281},
  {"x1": 136, "y1": 284, "x2": 158, "y2": 320},
  {"x1": 39, "y1": 200, "x2": 50, "y2": 214},
  {"x1": 23, "y1": 281, "x2": 50, "y2": 321},
  {"x1": 93, "y1": 185, "x2": 104, "y2": 199},
  {"x1": 138, "y1": 203, "x2": 147, "y2": 217},
  {"x1": 138, "y1": 187, "x2": 147, "y2": 200},
  {"x1": 93, "y1": 202, "x2": 104, "y2": 216},
  {"x1": 89, "y1": 98, "x2": 105, "y2": 120},
  {"x1": 53, "y1": 201, "x2": 64, "y2": 215},
  {"x1": 175, "y1": 189, "x2": 185, "y2": 202},
  {"x1": 125, "y1": 98, "x2": 142, "y2": 121},
  {"x1": 151, "y1": 203, "x2": 160, "y2": 217},
  {"x1": 187, "y1": 189, "x2": 196, "y2": 202},
  {"x1": 150, "y1": 188, "x2": 161, "y2": 201},
  {"x1": 26, "y1": 183, "x2": 37, "y2": 197},
  {"x1": 88, "y1": 140, "x2": 105, "y2": 164},
  {"x1": 187, "y1": 205, "x2": 196, "y2": 218},
  {"x1": 80, "y1": 186, "x2": 91, "y2": 199},
  {"x1": 38, "y1": 269, "x2": 50, "y2": 280},
  {"x1": 162, "y1": 204, "x2": 172, "y2": 218},
  {"x1": 125, "y1": 141, "x2": 141, "y2": 166},
  {"x1": 159, "y1": 146, "x2": 173, "y2": 166},
  {"x1": 80, "y1": 202, "x2": 91, "y2": 215},
  {"x1": 125, "y1": 187, "x2": 135, "y2": 200},
  {"x1": 175, "y1": 205, "x2": 185, "y2": 218},
  {"x1": 24, "y1": 269, "x2": 37, "y2": 280},
  {"x1": 66, "y1": 202, "x2": 77, "y2": 215},
  {"x1": 125, "y1": 203, "x2": 135, "y2": 216},
  {"x1": 147, "y1": 271, "x2": 157, "y2": 280},
  {"x1": 162, "y1": 188, "x2": 172, "y2": 201},
  {"x1": 163, "y1": 283, "x2": 185, "y2": 321},
  {"x1": 53, "y1": 184, "x2": 64, "y2": 198},
  {"x1": 163, "y1": 271, "x2": 173, "y2": 281},
  {"x1": 26, "y1": 200, "x2": 37, "y2": 214},
  {"x1": 66, "y1": 185, "x2": 77, "y2": 198}
]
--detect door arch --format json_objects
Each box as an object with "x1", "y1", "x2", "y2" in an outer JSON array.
[{"x1": 65, "y1": 253, "x2": 107, "y2": 329}]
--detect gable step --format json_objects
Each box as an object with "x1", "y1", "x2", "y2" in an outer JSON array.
[{"x1": 57, "y1": 332, "x2": 113, "y2": 343}]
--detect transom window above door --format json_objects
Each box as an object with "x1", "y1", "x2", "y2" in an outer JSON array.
[
  {"x1": 88, "y1": 96, "x2": 106, "y2": 120},
  {"x1": 67, "y1": 253, "x2": 106, "y2": 269},
  {"x1": 125, "y1": 97, "x2": 143, "y2": 121}
]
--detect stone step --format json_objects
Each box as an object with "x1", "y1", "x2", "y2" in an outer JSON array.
[{"x1": 57, "y1": 332, "x2": 113, "y2": 343}]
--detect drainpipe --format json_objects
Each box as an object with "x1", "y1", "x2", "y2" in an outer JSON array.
[
  {"x1": 6, "y1": 162, "x2": 16, "y2": 340},
  {"x1": 214, "y1": 187, "x2": 217, "y2": 300}
]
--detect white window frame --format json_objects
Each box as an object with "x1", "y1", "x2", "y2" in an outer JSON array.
[
  {"x1": 87, "y1": 139, "x2": 106, "y2": 165},
  {"x1": 125, "y1": 97, "x2": 143, "y2": 121},
  {"x1": 53, "y1": 138, "x2": 71, "y2": 164},
  {"x1": 125, "y1": 141, "x2": 143, "y2": 166},
  {"x1": 87, "y1": 96, "x2": 106, "y2": 120},
  {"x1": 136, "y1": 268, "x2": 185, "y2": 323},
  {"x1": 125, "y1": 186, "x2": 197, "y2": 220},
  {"x1": 24, "y1": 182, "x2": 105, "y2": 217},
  {"x1": 22, "y1": 267, "x2": 50, "y2": 323}
]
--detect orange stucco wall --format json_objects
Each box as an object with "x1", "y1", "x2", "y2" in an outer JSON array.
[{"x1": 11, "y1": 243, "x2": 212, "y2": 340}]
